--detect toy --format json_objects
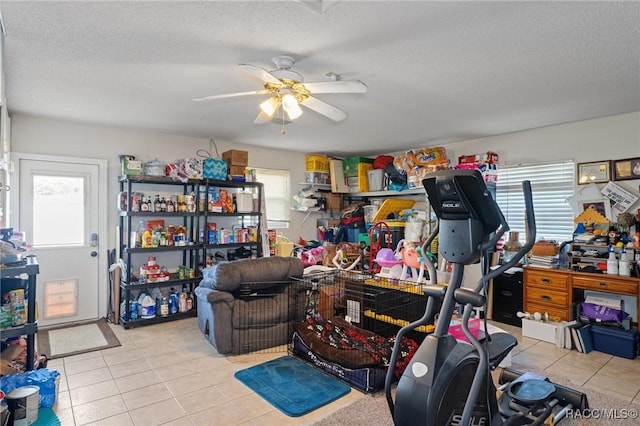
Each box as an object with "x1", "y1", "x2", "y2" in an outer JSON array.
[
  {"x1": 374, "y1": 247, "x2": 404, "y2": 279},
  {"x1": 400, "y1": 239, "x2": 427, "y2": 283}
]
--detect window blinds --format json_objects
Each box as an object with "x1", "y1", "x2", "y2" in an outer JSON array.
[
  {"x1": 254, "y1": 167, "x2": 291, "y2": 228},
  {"x1": 495, "y1": 161, "x2": 575, "y2": 242}
]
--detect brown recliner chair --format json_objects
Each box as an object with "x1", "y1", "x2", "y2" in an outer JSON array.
[{"x1": 195, "y1": 256, "x2": 306, "y2": 354}]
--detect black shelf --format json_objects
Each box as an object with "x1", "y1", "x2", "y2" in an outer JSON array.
[
  {"x1": 118, "y1": 175, "x2": 264, "y2": 328},
  {"x1": 0, "y1": 255, "x2": 40, "y2": 278},
  {"x1": 119, "y1": 211, "x2": 201, "y2": 217},
  {"x1": 1, "y1": 323, "x2": 38, "y2": 339},
  {"x1": 204, "y1": 242, "x2": 260, "y2": 250},
  {"x1": 121, "y1": 277, "x2": 201, "y2": 289},
  {"x1": 1, "y1": 255, "x2": 39, "y2": 371},
  {"x1": 125, "y1": 245, "x2": 202, "y2": 254},
  {"x1": 120, "y1": 309, "x2": 197, "y2": 329}
]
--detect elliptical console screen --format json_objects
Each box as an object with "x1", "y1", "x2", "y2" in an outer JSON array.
[{"x1": 422, "y1": 169, "x2": 503, "y2": 235}]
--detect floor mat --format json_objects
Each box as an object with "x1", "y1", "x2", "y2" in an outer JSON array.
[
  {"x1": 37, "y1": 318, "x2": 121, "y2": 359},
  {"x1": 234, "y1": 355, "x2": 351, "y2": 417}
]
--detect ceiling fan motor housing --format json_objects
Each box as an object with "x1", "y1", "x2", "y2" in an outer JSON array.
[{"x1": 271, "y1": 55, "x2": 304, "y2": 82}]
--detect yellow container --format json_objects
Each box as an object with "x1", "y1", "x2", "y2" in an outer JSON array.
[{"x1": 305, "y1": 154, "x2": 330, "y2": 173}]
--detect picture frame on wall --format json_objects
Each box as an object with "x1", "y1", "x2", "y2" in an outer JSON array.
[
  {"x1": 612, "y1": 157, "x2": 640, "y2": 181},
  {"x1": 577, "y1": 160, "x2": 611, "y2": 185},
  {"x1": 580, "y1": 198, "x2": 612, "y2": 222}
]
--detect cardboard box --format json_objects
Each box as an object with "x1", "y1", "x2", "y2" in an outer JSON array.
[
  {"x1": 326, "y1": 193, "x2": 342, "y2": 213},
  {"x1": 318, "y1": 284, "x2": 345, "y2": 320},
  {"x1": 522, "y1": 318, "x2": 560, "y2": 344},
  {"x1": 228, "y1": 165, "x2": 246, "y2": 177},
  {"x1": 222, "y1": 149, "x2": 249, "y2": 166}
]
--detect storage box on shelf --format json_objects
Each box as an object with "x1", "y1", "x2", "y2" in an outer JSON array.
[
  {"x1": 118, "y1": 175, "x2": 264, "y2": 329},
  {"x1": 222, "y1": 149, "x2": 248, "y2": 166}
]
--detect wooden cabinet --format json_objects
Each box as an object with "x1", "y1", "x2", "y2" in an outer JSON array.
[
  {"x1": 524, "y1": 267, "x2": 640, "y2": 327},
  {"x1": 524, "y1": 268, "x2": 571, "y2": 321},
  {"x1": 571, "y1": 274, "x2": 638, "y2": 296}
]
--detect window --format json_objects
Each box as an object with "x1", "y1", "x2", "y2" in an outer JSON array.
[
  {"x1": 254, "y1": 167, "x2": 290, "y2": 228},
  {"x1": 495, "y1": 161, "x2": 575, "y2": 242}
]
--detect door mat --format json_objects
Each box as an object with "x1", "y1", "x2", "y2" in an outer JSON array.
[
  {"x1": 234, "y1": 355, "x2": 351, "y2": 417},
  {"x1": 37, "y1": 318, "x2": 121, "y2": 360}
]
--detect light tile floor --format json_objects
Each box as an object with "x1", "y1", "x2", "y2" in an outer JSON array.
[{"x1": 44, "y1": 318, "x2": 640, "y2": 425}]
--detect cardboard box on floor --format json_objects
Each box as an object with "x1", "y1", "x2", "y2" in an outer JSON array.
[
  {"x1": 318, "y1": 283, "x2": 345, "y2": 320},
  {"x1": 1, "y1": 344, "x2": 26, "y2": 375}
]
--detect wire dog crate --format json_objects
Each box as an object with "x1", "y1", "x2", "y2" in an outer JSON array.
[
  {"x1": 233, "y1": 280, "x2": 307, "y2": 354},
  {"x1": 288, "y1": 269, "x2": 432, "y2": 392}
]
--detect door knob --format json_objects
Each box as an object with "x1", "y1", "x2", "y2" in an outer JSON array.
[{"x1": 90, "y1": 251, "x2": 98, "y2": 257}]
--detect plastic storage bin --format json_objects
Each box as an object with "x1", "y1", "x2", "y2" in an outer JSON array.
[
  {"x1": 591, "y1": 325, "x2": 638, "y2": 359},
  {"x1": 343, "y1": 157, "x2": 374, "y2": 177},
  {"x1": 305, "y1": 154, "x2": 330, "y2": 173}
]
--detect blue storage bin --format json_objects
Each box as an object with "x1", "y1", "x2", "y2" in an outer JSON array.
[{"x1": 591, "y1": 325, "x2": 638, "y2": 359}]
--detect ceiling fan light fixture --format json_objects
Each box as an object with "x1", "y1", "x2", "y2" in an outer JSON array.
[
  {"x1": 259, "y1": 96, "x2": 280, "y2": 118},
  {"x1": 282, "y1": 93, "x2": 303, "y2": 119}
]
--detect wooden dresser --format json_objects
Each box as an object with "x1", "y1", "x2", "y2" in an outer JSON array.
[{"x1": 523, "y1": 267, "x2": 640, "y2": 329}]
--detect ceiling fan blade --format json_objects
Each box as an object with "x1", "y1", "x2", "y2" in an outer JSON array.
[
  {"x1": 254, "y1": 110, "x2": 273, "y2": 124},
  {"x1": 239, "y1": 64, "x2": 282, "y2": 85},
  {"x1": 302, "y1": 80, "x2": 367, "y2": 94},
  {"x1": 301, "y1": 96, "x2": 347, "y2": 121},
  {"x1": 192, "y1": 90, "x2": 269, "y2": 102}
]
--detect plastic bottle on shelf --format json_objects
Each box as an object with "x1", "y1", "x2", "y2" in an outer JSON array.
[
  {"x1": 186, "y1": 291, "x2": 194, "y2": 311},
  {"x1": 179, "y1": 288, "x2": 187, "y2": 313},
  {"x1": 160, "y1": 296, "x2": 169, "y2": 317},
  {"x1": 169, "y1": 288, "x2": 178, "y2": 314},
  {"x1": 606, "y1": 245, "x2": 618, "y2": 275},
  {"x1": 135, "y1": 220, "x2": 146, "y2": 248},
  {"x1": 619, "y1": 247, "x2": 630, "y2": 277}
]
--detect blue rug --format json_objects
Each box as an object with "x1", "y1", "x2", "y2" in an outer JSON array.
[{"x1": 234, "y1": 355, "x2": 351, "y2": 417}]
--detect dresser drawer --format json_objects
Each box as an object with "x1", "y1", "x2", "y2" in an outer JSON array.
[
  {"x1": 524, "y1": 301, "x2": 570, "y2": 321},
  {"x1": 572, "y1": 275, "x2": 639, "y2": 296},
  {"x1": 525, "y1": 269, "x2": 569, "y2": 291},
  {"x1": 526, "y1": 287, "x2": 568, "y2": 308}
]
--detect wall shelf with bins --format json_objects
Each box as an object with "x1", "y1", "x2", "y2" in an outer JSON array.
[{"x1": 118, "y1": 175, "x2": 264, "y2": 329}]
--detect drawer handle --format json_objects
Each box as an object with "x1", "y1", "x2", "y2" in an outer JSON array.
[
  {"x1": 540, "y1": 295, "x2": 552, "y2": 301},
  {"x1": 599, "y1": 282, "x2": 607, "y2": 288},
  {"x1": 501, "y1": 290, "x2": 513, "y2": 297},
  {"x1": 541, "y1": 278, "x2": 551, "y2": 284}
]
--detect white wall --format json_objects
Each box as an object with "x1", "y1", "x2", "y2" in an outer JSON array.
[
  {"x1": 442, "y1": 111, "x2": 640, "y2": 168},
  {"x1": 9, "y1": 114, "x2": 316, "y2": 248}
]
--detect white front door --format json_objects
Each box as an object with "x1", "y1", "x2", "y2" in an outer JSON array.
[{"x1": 14, "y1": 154, "x2": 107, "y2": 327}]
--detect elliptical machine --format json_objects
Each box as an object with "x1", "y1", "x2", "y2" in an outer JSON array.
[{"x1": 385, "y1": 169, "x2": 587, "y2": 426}]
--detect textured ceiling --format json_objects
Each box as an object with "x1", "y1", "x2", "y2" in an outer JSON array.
[{"x1": 1, "y1": 1, "x2": 639, "y2": 156}]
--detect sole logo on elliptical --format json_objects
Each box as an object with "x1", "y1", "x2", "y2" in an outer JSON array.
[{"x1": 447, "y1": 411, "x2": 489, "y2": 426}]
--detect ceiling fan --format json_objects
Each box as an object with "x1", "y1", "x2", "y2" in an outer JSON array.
[{"x1": 193, "y1": 55, "x2": 367, "y2": 124}]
